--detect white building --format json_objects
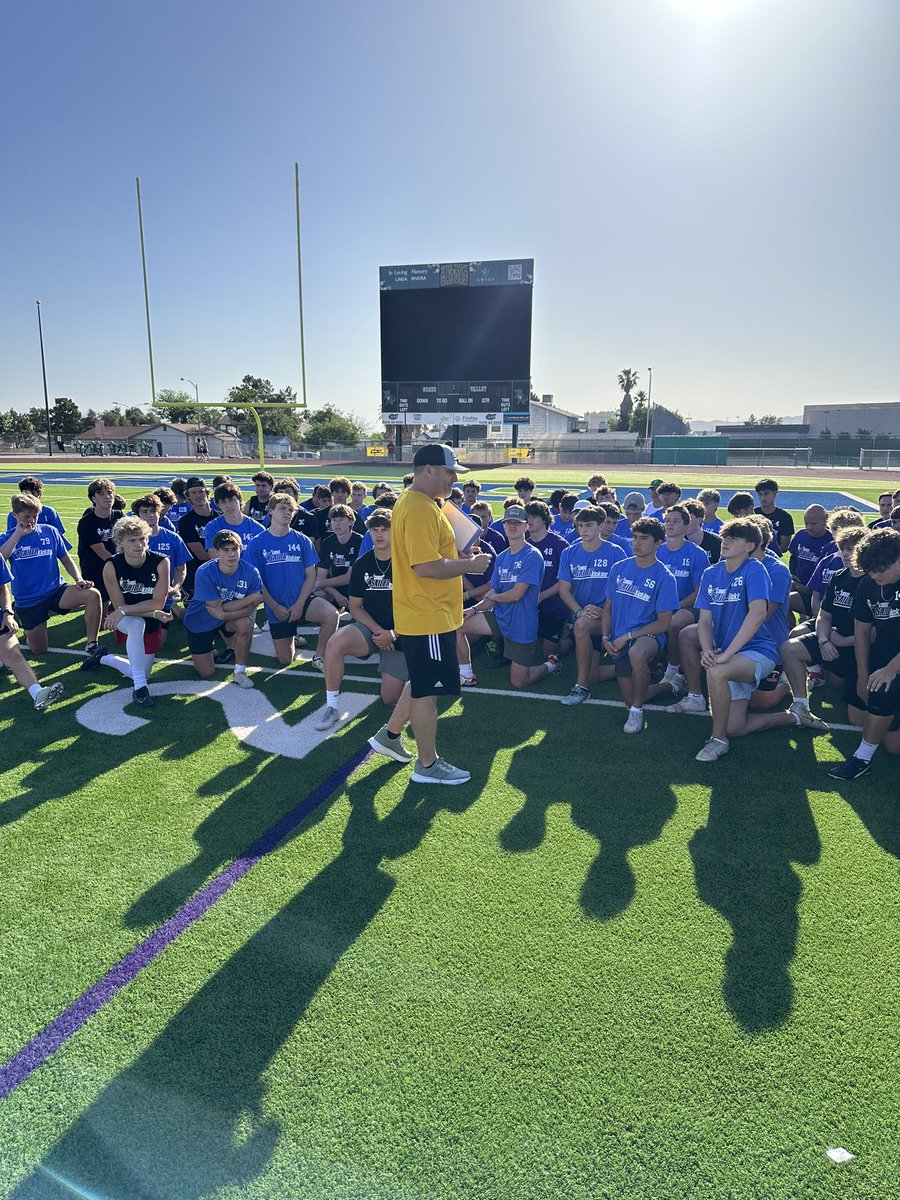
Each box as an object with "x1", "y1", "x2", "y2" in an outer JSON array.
[{"x1": 803, "y1": 402, "x2": 900, "y2": 437}]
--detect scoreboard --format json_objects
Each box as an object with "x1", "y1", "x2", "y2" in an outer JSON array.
[{"x1": 380, "y1": 259, "x2": 533, "y2": 424}]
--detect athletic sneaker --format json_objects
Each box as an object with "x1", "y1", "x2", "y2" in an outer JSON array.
[
  {"x1": 545, "y1": 654, "x2": 561, "y2": 676},
  {"x1": 670, "y1": 695, "x2": 707, "y2": 714},
  {"x1": 80, "y1": 644, "x2": 108, "y2": 671},
  {"x1": 668, "y1": 672, "x2": 687, "y2": 695},
  {"x1": 33, "y1": 682, "x2": 64, "y2": 712},
  {"x1": 309, "y1": 655, "x2": 325, "y2": 673},
  {"x1": 294, "y1": 635, "x2": 307, "y2": 649},
  {"x1": 214, "y1": 646, "x2": 235, "y2": 665},
  {"x1": 789, "y1": 701, "x2": 829, "y2": 732},
  {"x1": 561, "y1": 684, "x2": 590, "y2": 705},
  {"x1": 460, "y1": 672, "x2": 478, "y2": 687},
  {"x1": 367, "y1": 724, "x2": 413, "y2": 763},
  {"x1": 314, "y1": 705, "x2": 341, "y2": 731},
  {"x1": 696, "y1": 737, "x2": 729, "y2": 762},
  {"x1": 807, "y1": 669, "x2": 825, "y2": 690},
  {"x1": 828, "y1": 756, "x2": 871, "y2": 781},
  {"x1": 410, "y1": 757, "x2": 471, "y2": 785},
  {"x1": 623, "y1": 710, "x2": 644, "y2": 734},
  {"x1": 232, "y1": 671, "x2": 255, "y2": 689},
  {"x1": 131, "y1": 686, "x2": 155, "y2": 708}
]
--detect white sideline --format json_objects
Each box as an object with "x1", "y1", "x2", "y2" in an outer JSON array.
[{"x1": 47, "y1": 646, "x2": 860, "y2": 733}]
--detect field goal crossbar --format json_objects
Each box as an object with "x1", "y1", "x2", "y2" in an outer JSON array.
[{"x1": 168, "y1": 400, "x2": 308, "y2": 469}]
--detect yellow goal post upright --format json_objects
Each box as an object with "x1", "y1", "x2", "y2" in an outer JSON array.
[{"x1": 173, "y1": 400, "x2": 310, "y2": 471}]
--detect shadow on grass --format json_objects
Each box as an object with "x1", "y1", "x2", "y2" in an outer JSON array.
[
  {"x1": 499, "y1": 726, "x2": 677, "y2": 921},
  {"x1": 689, "y1": 736, "x2": 821, "y2": 1032},
  {"x1": 9, "y1": 739, "x2": 486, "y2": 1200},
  {"x1": 841, "y1": 783, "x2": 899, "y2": 860}
]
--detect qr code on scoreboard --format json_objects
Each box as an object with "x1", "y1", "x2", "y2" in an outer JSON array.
[{"x1": 507, "y1": 263, "x2": 523, "y2": 281}]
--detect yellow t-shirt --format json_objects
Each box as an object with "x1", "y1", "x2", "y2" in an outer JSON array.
[{"x1": 391, "y1": 489, "x2": 462, "y2": 635}]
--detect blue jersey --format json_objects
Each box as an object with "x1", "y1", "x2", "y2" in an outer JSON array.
[
  {"x1": 203, "y1": 514, "x2": 264, "y2": 551},
  {"x1": 604, "y1": 557, "x2": 679, "y2": 641},
  {"x1": 614, "y1": 516, "x2": 633, "y2": 539},
  {"x1": 0, "y1": 524, "x2": 69, "y2": 606},
  {"x1": 760, "y1": 554, "x2": 792, "y2": 651},
  {"x1": 358, "y1": 530, "x2": 374, "y2": 557},
  {"x1": 696, "y1": 557, "x2": 776, "y2": 659},
  {"x1": 6, "y1": 504, "x2": 66, "y2": 537},
  {"x1": 656, "y1": 539, "x2": 709, "y2": 602},
  {"x1": 184, "y1": 559, "x2": 263, "y2": 633},
  {"x1": 526, "y1": 530, "x2": 570, "y2": 620},
  {"x1": 558, "y1": 539, "x2": 626, "y2": 608},
  {"x1": 550, "y1": 515, "x2": 579, "y2": 543},
  {"x1": 243, "y1": 529, "x2": 318, "y2": 615},
  {"x1": 788, "y1": 529, "x2": 835, "y2": 586},
  {"x1": 148, "y1": 528, "x2": 192, "y2": 610},
  {"x1": 808, "y1": 550, "x2": 843, "y2": 597},
  {"x1": 702, "y1": 516, "x2": 724, "y2": 535},
  {"x1": 490, "y1": 542, "x2": 544, "y2": 644},
  {"x1": 604, "y1": 532, "x2": 633, "y2": 555},
  {"x1": 0, "y1": 555, "x2": 12, "y2": 588}
]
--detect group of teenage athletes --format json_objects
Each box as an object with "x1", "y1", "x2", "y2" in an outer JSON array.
[{"x1": 1, "y1": 460, "x2": 899, "y2": 784}]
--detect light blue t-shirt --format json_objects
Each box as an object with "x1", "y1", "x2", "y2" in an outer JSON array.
[
  {"x1": 761, "y1": 554, "x2": 792, "y2": 651},
  {"x1": 184, "y1": 559, "x2": 263, "y2": 632},
  {"x1": 696, "y1": 556, "x2": 776, "y2": 659},
  {"x1": 243, "y1": 529, "x2": 318, "y2": 616},
  {"x1": 203, "y1": 514, "x2": 265, "y2": 550},
  {"x1": 604, "y1": 556, "x2": 679, "y2": 641},
  {"x1": 558, "y1": 539, "x2": 626, "y2": 608},
  {"x1": 490, "y1": 541, "x2": 544, "y2": 644},
  {"x1": 6, "y1": 505, "x2": 66, "y2": 537},
  {"x1": 656, "y1": 539, "x2": 709, "y2": 602},
  {"x1": 0, "y1": 525, "x2": 69, "y2": 606}
]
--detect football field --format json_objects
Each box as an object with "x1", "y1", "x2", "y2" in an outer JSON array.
[{"x1": 0, "y1": 463, "x2": 897, "y2": 1199}]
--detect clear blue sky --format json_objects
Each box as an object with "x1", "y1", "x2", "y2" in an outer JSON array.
[{"x1": 2, "y1": 0, "x2": 898, "y2": 428}]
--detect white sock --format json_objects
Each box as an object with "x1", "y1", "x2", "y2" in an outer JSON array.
[
  {"x1": 460, "y1": 664, "x2": 474, "y2": 679},
  {"x1": 104, "y1": 655, "x2": 134, "y2": 680},
  {"x1": 326, "y1": 690, "x2": 340, "y2": 708},
  {"x1": 234, "y1": 663, "x2": 246, "y2": 675},
  {"x1": 856, "y1": 739, "x2": 878, "y2": 762},
  {"x1": 790, "y1": 710, "x2": 802, "y2": 725},
  {"x1": 28, "y1": 683, "x2": 40, "y2": 699},
  {"x1": 688, "y1": 693, "x2": 704, "y2": 703},
  {"x1": 630, "y1": 705, "x2": 643, "y2": 716},
  {"x1": 664, "y1": 664, "x2": 679, "y2": 680},
  {"x1": 793, "y1": 696, "x2": 810, "y2": 708},
  {"x1": 119, "y1": 615, "x2": 147, "y2": 688}
]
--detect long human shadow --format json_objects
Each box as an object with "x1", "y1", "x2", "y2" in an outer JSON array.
[
  {"x1": 689, "y1": 736, "x2": 821, "y2": 1032},
  {"x1": 500, "y1": 727, "x2": 679, "y2": 921},
  {"x1": 0, "y1": 681, "x2": 224, "y2": 830},
  {"x1": 9, "y1": 734, "x2": 488, "y2": 1199},
  {"x1": 840, "y1": 778, "x2": 899, "y2": 860}
]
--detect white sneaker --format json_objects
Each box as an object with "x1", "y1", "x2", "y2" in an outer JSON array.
[
  {"x1": 667, "y1": 672, "x2": 687, "y2": 695},
  {"x1": 789, "y1": 701, "x2": 829, "y2": 732},
  {"x1": 310, "y1": 655, "x2": 325, "y2": 673},
  {"x1": 33, "y1": 682, "x2": 64, "y2": 712},
  {"x1": 623, "y1": 709, "x2": 644, "y2": 734},
  {"x1": 671, "y1": 694, "x2": 707, "y2": 714},
  {"x1": 232, "y1": 671, "x2": 255, "y2": 689},
  {"x1": 696, "y1": 737, "x2": 729, "y2": 762},
  {"x1": 410, "y1": 757, "x2": 471, "y2": 785},
  {"x1": 314, "y1": 705, "x2": 341, "y2": 731}
]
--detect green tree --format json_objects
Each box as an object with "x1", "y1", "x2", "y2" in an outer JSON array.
[
  {"x1": 152, "y1": 389, "x2": 211, "y2": 424},
  {"x1": 1, "y1": 409, "x2": 36, "y2": 447},
  {"x1": 757, "y1": 414, "x2": 782, "y2": 426},
  {"x1": 615, "y1": 368, "x2": 638, "y2": 431},
  {"x1": 224, "y1": 376, "x2": 304, "y2": 440},
  {"x1": 51, "y1": 396, "x2": 84, "y2": 439},
  {"x1": 99, "y1": 407, "x2": 126, "y2": 426},
  {"x1": 630, "y1": 390, "x2": 648, "y2": 433},
  {"x1": 123, "y1": 406, "x2": 154, "y2": 426},
  {"x1": 303, "y1": 404, "x2": 365, "y2": 449}
]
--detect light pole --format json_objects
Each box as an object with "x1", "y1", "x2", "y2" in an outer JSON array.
[
  {"x1": 35, "y1": 301, "x2": 53, "y2": 456},
  {"x1": 181, "y1": 376, "x2": 201, "y2": 456}
]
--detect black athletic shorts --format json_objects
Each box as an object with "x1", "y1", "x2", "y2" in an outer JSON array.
[
  {"x1": 795, "y1": 633, "x2": 859, "y2": 706},
  {"x1": 13, "y1": 583, "x2": 69, "y2": 630},
  {"x1": 537, "y1": 611, "x2": 567, "y2": 643},
  {"x1": 186, "y1": 621, "x2": 228, "y2": 655},
  {"x1": 269, "y1": 594, "x2": 320, "y2": 641},
  {"x1": 865, "y1": 672, "x2": 900, "y2": 718},
  {"x1": 402, "y1": 631, "x2": 461, "y2": 699}
]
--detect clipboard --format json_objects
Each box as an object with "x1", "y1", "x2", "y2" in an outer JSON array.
[{"x1": 441, "y1": 500, "x2": 483, "y2": 555}]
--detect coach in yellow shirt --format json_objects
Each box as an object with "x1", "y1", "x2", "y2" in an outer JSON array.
[{"x1": 368, "y1": 444, "x2": 490, "y2": 785}]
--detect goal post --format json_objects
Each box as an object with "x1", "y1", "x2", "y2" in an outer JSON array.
[{"x1": 164, "y1": 400, "x2": 308, "y2": 469}]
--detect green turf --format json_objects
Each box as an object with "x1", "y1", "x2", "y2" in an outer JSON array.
[{"x1": 0, "y1": 463, "x2": 897, "y2": 1197}]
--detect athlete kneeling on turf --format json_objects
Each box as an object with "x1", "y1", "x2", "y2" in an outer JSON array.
[
  {"x1": 314, "y1": 508, "x2": 411, "y2": 730},
  {"x1": 183, "y1": 530, "x2": 263, "y2": 688},
  {"x1": 0, "y1": 555, "x2": 64, "y2": 712}
]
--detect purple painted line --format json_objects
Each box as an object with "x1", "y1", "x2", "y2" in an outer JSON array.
[{"x1": 0, "y1": 743, "x2": 373, "y2": 1100}]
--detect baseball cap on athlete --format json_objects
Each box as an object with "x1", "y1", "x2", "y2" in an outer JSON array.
[
  {"x1": 185, "y1": 476, "x2": 207, "y2": 490},
  {"x1": 411, "y1": 444, "x2": 469, "y2": 474},
  {"x1": 624, "y1": 491, "x2": 646, "y2": 510},
  {"x1": 502, "y1": 505, "x2": 528, "y2": 523},
  {"x1": 648, "y1": 478, "x2": 664, "y2": 489}
]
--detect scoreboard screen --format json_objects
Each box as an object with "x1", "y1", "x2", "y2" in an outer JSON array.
[{"x1": 380, "y1": 259, "x2": 533, "y2": 423}]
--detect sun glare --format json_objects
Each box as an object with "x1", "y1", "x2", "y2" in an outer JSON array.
[{"x1": 673, "y1": 0, "x2": 752, "y2": 17}]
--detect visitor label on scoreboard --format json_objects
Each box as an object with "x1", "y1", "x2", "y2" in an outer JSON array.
[{"x1": 381, "y1": 380, "x2": 530, "y2": 415}]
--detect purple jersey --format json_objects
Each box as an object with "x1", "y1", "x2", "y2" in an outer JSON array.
[
  {"x1": 788, "y1": 529, "x2": 835, "y2": 586},
  {"x1": 527, "y1": 529, "x2": 570, "y2": 619},
  {"x1": 808, "y1": 550, "x2": 843, "y2": 597}
]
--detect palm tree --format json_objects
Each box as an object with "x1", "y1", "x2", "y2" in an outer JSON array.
[{"x1": 616, "y1": 369, "x2": 639, "y2": 430}]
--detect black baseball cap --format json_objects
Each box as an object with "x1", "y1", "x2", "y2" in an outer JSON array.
[
  {"x1": 411, "y1": 444, "x2": 469, "y2": 474},
  {"x1": 185, "y1": 476, "x2": 207, "y2": 490}
]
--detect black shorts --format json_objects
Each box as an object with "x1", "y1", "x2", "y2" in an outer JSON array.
[
  {"x1": 269, "y1": 594, "x2": 319, "y2": 640},
  {"x1": 537, "y1": 611, "x2": 568, "y2": 643},
  {"x1": 186, "y1": 621, "x2": 227, "y2": 655},
  {"x1": 795, "y1": 633, "x2": 859, "y2": 705},
  {"x1": 402, "y1": 631, "x2": 461, "y2": 699},
  {"x1": 865, "y1": 672, "x2": 900, "y2": 718},
  {"x1": 13, "y1": 584, "x2": 69, "y2": 630}
]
